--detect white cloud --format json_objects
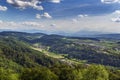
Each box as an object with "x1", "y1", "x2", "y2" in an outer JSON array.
[
  {"x1": 0, "y1": 5, "x2": 8, "y2": 11},
  {"x1": 72, "y1": 14, "x2": 88, "y2": 23},
  {"x1": 36, "y1": 14, "x2": 41, "y2": 19},
  {"x1": 6, "y1": 0, "x2": 44, "y2": 10},
  {"x1": 42, "y1": 12, "x2": 52, "y2": 18},
  {"x1": 0, "y1": 20, "x2": 17, "y2": 30},
  {"x1": 72, "y1": 19, "x2": 78, "y2": 23},
  {"x1": 78, "y1": 14, "x2": 88, "y2": 18},
  {"x1": 0, "y1": 20, "x2": 45, "y2": 31},
  {"x1": 6, "y1": 0, "x2": 61, "y2": 10},
  {"x1": 36, "y1": 13, "x2": 52, "y2": 19},
  {"x1": 111, "y1": 17, "x2": 120, "y2": 22},
  {"x1": 111, "y1": 10, "x2": 120, "y2": 22},
  {"x1": 114, "y1": 10, "x2": 120, "y2": 14},
  {"x1": 48, "y1": 0, "x2": 61, "y2": 3},
  {"x1": 22, "y1": 21, "x2": 43, "y2": 27},
  {"x1": 101, "y1": 0, "x2": 120, "y2": 4}
]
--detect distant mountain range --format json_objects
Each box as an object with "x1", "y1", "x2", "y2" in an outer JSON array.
[
  {"x1": 0, "y1": 31, "x2": 120, "y2": 40},
  {"x1": 96, "y1": 34, "x2": 120, "y2": 40}
]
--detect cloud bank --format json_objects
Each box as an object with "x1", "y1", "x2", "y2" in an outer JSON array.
[{"x1": 1, "y1": 14, "x2": 120, "y2": 34}]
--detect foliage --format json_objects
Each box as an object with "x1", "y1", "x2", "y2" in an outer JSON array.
[
  {"x1": 0, "y1": 68, "x2": 19, "y2": 80},
  {"x1": 82, "y1": 65, "x2": 109, "y2": 80},
  {"x1": 0, "y1": 32, "x2": 120, "y2": 80},
  {"x1": 20, "y1": 67, "x2": 58, "y2": 80}
]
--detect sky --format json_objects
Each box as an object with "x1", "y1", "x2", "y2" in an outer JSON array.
[{"x1": 0, "y1": 0, "x2": 120, "y2": 34}]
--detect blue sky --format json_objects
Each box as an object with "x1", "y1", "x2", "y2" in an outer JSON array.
[{"x1": 0, "y1": 0, "x2": 120, "y2": 34}]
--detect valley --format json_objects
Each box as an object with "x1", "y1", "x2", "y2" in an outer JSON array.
[{"x1": 0, "y1": 31, "x2": 120, "y2": 80}]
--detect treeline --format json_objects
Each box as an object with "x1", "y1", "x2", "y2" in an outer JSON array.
[
  {"x1": 0, "y1": 38, "x2": 61, "y2": 70},
  {"x1": 0, "y1": 64, "x2": 120, "y2": 80}
]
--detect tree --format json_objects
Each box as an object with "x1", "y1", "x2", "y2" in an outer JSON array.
[
  {"x1": 59, "y1": 68, "x2": 83, "y2": 80},
  {"x1": 0, "y1": 68, "x2": 19, "y2": 80},
  {"x1": 83, "y1": 65, "x2": 109, "y2": 80},
  {"x1": 109, "y1": 70, "x2": 120, "y2": 80},
  {"x1": 20, "y1": 67, "x2": 58, "y2": 80}
]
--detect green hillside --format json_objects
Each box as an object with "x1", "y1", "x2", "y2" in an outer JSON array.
[
  {"x1": 0, "y1": 37, "x2": 62, "y2": 69},
  {"x1": 0, "y1": 31, "x2": 120, "y2": 80}
]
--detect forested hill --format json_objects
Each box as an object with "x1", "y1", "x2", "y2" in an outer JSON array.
[
  {"x1": 0, "y1": 31, "x2": 120, "y2": 67},
  {"x1": 0, "y1": 37, "x2": 62, "y2": 69},
  {"x1": 0, "y1": 31, "x2": 120, "y2": 80}
]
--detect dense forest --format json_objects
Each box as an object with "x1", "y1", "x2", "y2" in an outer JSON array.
[{"x1": 0, "y1": 31, "x2": 120, "y2": 80}]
